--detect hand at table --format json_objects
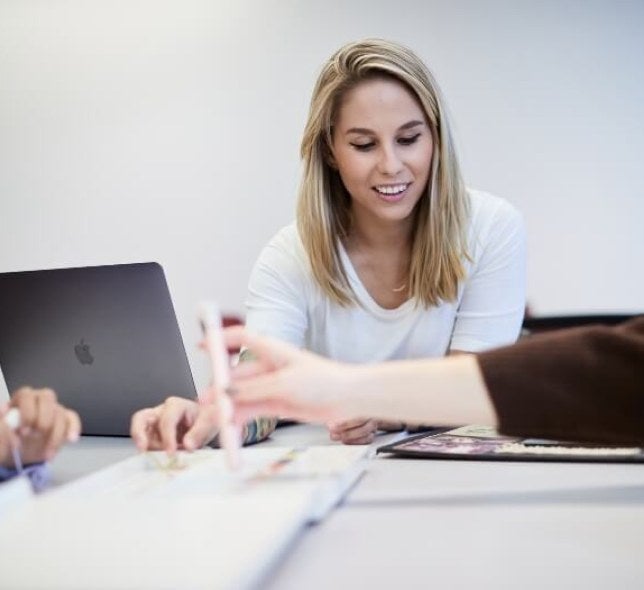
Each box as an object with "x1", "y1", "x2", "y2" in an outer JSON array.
[
  {"x1": 327, "y1": 418, "x2": 378, "y2": 445},
  {"x1": 376, "y1": 420, "x2": 405, "y2": 432},
  {"x1": 0, "y1": 386, "x2": 81, "y2": 468},
  {"x1": 130, "y1": 397, "x2": 219, "y2": 454}
]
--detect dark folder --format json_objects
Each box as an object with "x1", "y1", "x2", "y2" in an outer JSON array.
[{"x1": 377, "y1": 425, "x2": 644, "y2": 463}]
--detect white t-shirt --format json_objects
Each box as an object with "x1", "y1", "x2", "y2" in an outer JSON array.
[{"x1": 245, "y1": 189, "x2": 526, "y2": 362}]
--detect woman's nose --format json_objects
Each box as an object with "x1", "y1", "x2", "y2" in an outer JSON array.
[{"x1": 377, "y1": 145, "x2": 404, "y2": 176}]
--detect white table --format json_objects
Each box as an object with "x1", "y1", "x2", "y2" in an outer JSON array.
[{"x1": 48, "y1": 425, "x2": 644, "y2": 589}]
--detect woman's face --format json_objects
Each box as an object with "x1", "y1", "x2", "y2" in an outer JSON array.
[{"x1": 330, "y1": 77, "x2": 433, "y2": 228}]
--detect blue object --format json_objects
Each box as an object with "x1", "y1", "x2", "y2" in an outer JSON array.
[{"x1": 0, "y1": 462, "x2": 50, "y2": 493}]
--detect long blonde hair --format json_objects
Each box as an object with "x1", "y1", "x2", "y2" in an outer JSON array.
[{"x1": 297, "y1": 38, "x2": 469, "y2": 307}]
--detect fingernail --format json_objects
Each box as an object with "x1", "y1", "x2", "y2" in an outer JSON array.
[
  {"x1": 68, "y1": 431, "x2": 80, "y2": 443},
  {"x1": 183, "y1": 437, "x2": 194, "y2": 451}
]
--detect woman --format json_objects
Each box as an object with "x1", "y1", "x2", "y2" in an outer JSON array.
[
  {"x1": 245, "y1": 38, "x2": 525, "y2": 444},
  {"x1": 131, "y1": 38, "x2": 525, "y2": 452}
]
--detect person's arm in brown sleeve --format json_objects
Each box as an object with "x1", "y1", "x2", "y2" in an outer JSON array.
[{"x1": 478, "y1": 317, "x2": 644, "y2": 444}]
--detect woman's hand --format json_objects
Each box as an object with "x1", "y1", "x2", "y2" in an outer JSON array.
[
  {"x1": 0, "y1": 386, "x2": 81, "y2": 468},
  {"x1": 130, "y1": 397, "x2": 219, "y2": 454},
  {"x1": 224, "y1": 327, "x2": 352, "y2": 425},
  {"x1": 327, "y1": 418, "x2": 378, "y2": 445}
]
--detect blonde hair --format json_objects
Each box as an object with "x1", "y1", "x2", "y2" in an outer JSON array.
[{"x1": 297, "y1": 38, "x2": 469, "y2": 307}]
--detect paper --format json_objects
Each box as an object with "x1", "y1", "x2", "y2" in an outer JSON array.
[
  {"x1": 51, "y1": 445, "x2": 367, "y2": 502},
  {"x1": 0, "y1": 445, "x2": 368, "y2": 590}
]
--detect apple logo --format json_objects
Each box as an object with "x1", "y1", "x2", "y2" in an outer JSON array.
[{"x1": 74, "y1": 339, "x2": 94, "y2": 365}]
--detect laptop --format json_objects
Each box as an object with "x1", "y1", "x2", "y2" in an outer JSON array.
[{"x1": 0, "y1": 262, "x2": 196, "y2": 436}]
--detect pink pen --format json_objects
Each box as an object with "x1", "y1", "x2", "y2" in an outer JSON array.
[{"x1": 198, "y1": 301, "x2": 241, "y2": 470}]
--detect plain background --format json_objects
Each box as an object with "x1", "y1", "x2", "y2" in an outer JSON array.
[{"x1": 1, "y1": 0, "x2": 642, "y2": 388}]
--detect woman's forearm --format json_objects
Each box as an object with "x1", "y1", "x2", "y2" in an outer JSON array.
[{"x1": 342, "y1": 354, "x2": 498, "y2": 428}]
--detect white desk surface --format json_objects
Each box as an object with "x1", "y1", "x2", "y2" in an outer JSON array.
[{"x1": 48, "y1": 424, "x2": 644, "y2": 589}]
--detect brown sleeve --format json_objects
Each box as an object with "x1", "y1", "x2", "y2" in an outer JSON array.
[{"x1": 478, "y1": 316, "x2": 644, "y2": 444}]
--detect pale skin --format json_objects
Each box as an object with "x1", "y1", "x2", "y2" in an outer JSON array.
[
  {"x1": 223, "y1": 327, "x2": 498, "y2": 430},
  {"x1": 326, "y1": 76, "x2": 468, "y2": 444},
  {"x1": 0, "y1": 387, "x2": 81, "y2": 468},
  {"x1": 130, "y1": 341, "x2": 233, "y2": 453},
  {"x1": 130, "y1": 396, "x2": 219, "y2": 454}
]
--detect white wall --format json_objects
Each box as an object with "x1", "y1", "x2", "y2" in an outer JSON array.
[{"x1": 1, "y1": 0, "x2": 643, "y2": 386}]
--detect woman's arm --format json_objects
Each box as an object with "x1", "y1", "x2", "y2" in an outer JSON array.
[
  {"x1": 224, "y1": 327, "x2": 496, "y2": 429},
  {"x1": 225, "y1": 318, "x2": 644, "y2": 444}
]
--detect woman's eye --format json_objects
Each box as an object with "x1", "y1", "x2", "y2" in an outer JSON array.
[
  {"x1": 350, "y1": 142, "x2": 375, "y2": 152},
  {"x1": 398, "y1": 133, "x2": 421, "y2": 146}
]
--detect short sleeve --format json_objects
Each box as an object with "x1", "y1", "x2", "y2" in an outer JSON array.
[
  {"x1": 450, "y1": 194, "x2": 526, "y2": 352},
  {"x1": 244, "y1": 225, "x2": 310, "y2": 347}
]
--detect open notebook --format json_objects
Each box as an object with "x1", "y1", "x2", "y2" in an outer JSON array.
[{"x1": 0, "y1": 445, "x2": 368, "y2": 590}]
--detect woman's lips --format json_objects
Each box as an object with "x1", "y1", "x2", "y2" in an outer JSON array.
[{"x1": 373, "y1": 182, "x2": 410, "y2": 202}]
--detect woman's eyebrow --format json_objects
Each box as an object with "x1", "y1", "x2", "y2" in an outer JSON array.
[
  {"x1": 399, "y1": 120, "x2": 425, "y2": 131},
  {"x1": 345, "y1": 120, "x2": 425, "y2": 136},
  {"x1": 345, "y1": 127, "x2": 374, "y2": 136}
]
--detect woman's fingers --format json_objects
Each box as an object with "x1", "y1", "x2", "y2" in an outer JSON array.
[
  {"x1": 199, "y1": 362, "x2": 269, "y2": 404},
  {"x1": 221, "y1": 327, "x2": 353, "y2": 426},
  {"x1": 11, "y1": 387, "x2": 38, "y2": 435},
  {"x1": 229, "y1": 360, "x2": 271, "y2": 381},
  {"x1": 232, "y1": 400, "x2": 284, "y2": 424},
  {"x1": 44, "y1": 406, "x2": 68, "y2": 460},
  {"x1": 376, "y1": 420, "x2": 405, "y2": 432},
  {"x1": 183, "y1": 405, "x2": 219, "y2": 451},
  {"x1": 130, "y1": 407, "x2": 162, "y2": 451},
  {"x1": 328, "y1": 417, "x2": 367, "y2": 437},
  {"x1": 65, "y1": 409, "x2": 82, "y2": 443},
  {"x1": 329, "y1": 418, "x2": 377, "y2": 445},
  {"x1": 228, "y1": 372, "x2": 288, "y2": 403},
  {"x1": 131, "y1": 398, "x2": 221, "y2": 454},
  {"x1": 7, "y1": 389, "x2": 82, "y2": 463},
  {"x1": 33, "y1": 388, "x2": 57, "y2": 433},
  {"x1": 157, "y1": 398, "x2": 193, "y2": 454}
]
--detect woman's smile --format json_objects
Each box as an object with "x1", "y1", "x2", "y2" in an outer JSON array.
[{"x1": 373, "y1": 182, "x2": 412, "y2": 203}]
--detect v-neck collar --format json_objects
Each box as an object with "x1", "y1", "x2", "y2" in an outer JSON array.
[{"x1": 338, "y1": 241, "x2": 415, "y2": 319}]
